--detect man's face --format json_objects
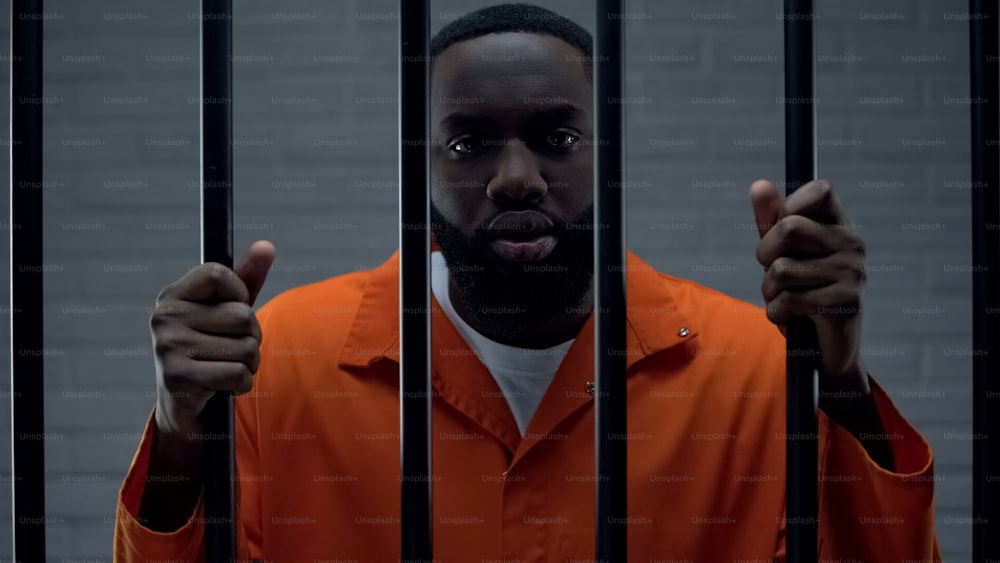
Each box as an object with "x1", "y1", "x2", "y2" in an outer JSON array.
[{"x1": 430, "y1": 32, "x2": 595, "y2": 332}]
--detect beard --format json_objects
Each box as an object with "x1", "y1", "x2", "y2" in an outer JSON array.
[{"x1": 430, "y1": 202, "x2": 595, "y2": 343}]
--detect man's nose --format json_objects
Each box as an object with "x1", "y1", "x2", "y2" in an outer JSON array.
[{"x1": 486, "y1": 140, "x2": 547, "y2": 202}]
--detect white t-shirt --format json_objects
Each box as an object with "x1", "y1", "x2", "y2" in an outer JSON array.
[{"x1": 431, "y1": 252, "x2": 575, "y2": 435}]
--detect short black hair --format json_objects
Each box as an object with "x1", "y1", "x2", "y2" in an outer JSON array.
[{"x1": 430, "y1": 3, "x2": 594, "y2": 82}]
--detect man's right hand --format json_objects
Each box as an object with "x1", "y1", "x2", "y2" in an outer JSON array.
[
  {"x1": 138, "y1": 241, "x2": 275, "y2": 532},
  {"x1": 149, "y1": 240, "x2": 276, "y2": 441}
]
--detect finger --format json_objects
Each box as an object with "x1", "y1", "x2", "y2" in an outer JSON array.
[
  {"x1": 234, "y1": 240, "x2": 276, "y2": 307},
  {"x1": 764, "y1": 281, "x2": 861, "y2": 327},
  {"x1": 755, "y1": 214, "x2": 856, "y2": 267},
  {"x1": 174, "y1": 301, "x2": 261, "y2": 341},
  {"x1": 781, "y1": 179, "x2": 845, "y2": 226},
  {"x1": 749, "y1": 179, "x2": 786, "y2": 238},
  {"x1": 763, "y1": 302, "x2": 788, "y2": 337},
  {"x1": 170, "y1": 331, "x2": 261, "y2": 372},
  {"x1": 166, "y1": 262, "x2": 250, "y2": 305},
  {"x1": 760, "y1": 256, "x2": 842, "y2": 302},
  {"x1": 152, "y1": 300, "x2": 260, "y2": 340},
  {"x1": 187, "y1": 360, "x2": 255, "y2": 395}
]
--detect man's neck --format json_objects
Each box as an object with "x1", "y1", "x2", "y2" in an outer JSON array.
[{"x1": 447, "y1": 276, "x2": 594, "y2": 349}]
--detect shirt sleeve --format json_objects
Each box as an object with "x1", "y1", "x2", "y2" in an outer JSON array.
[
  {"x1": 112, "y1": 397, "x2": 264, "y2": 561},
  {"x1": 774, "y1": 374, "x2": 943, "y2": 562}
]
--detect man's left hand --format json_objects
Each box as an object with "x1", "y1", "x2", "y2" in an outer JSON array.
[{"x1": 750, "y1": 178, "x2": 869, "y2": 395}]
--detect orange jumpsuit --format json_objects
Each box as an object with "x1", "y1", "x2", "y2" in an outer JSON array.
[{"x1": 114, "y1": 250, "x2": 941, "y2": 562}]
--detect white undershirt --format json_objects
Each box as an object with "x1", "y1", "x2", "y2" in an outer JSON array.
[{"x1": 431, "y1": 251, "x2": 575, "y2": 435}]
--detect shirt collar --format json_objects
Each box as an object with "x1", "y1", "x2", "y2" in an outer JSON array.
[{"x1": 338, "y1": 245, "x2": 699, "y2": 371}]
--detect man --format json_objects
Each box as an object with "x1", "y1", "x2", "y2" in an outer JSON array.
[{"x1": 115, "y1": 4, "x2": 941, "y2": 561}]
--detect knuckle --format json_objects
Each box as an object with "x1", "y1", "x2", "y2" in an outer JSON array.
[
  {"x1": 247, "y1": 350, "x2": 261, "y2": 375},
  {"x1": 154, "y1": 329, "x2": 185, "y2": 358},
  {"x1": 852, "y1": 263, "x2": 867, "y2": 283},
  {"x1": 150, "y1": 301, "x2": 192, "y2": 329},
  {"x1": 841, "y1": 289, "x2": 861, "y2": 310},
  {"x1": 149, "y1": 310, "x2": 166, "y2": 330},
  {"x1": 154, "y1": 338, "x2": 172, "y2": 358},
  {"x1": 238, "y1": 304, "x2": 256, "y2": 330},
  {"x1": 852, "y1": 237, "x2": 866, "y2": 256},
  {"x1": 155, "y1": 282, "x2": 176, "y2": 303},
  {"x1": 240, "y1": 335, "x2": 260, "y2": 360},
  {"x1": 251, "y1": 315, "x2": 263, "y2": 344},
  {"x1": 755, "y1": 246, "x2": 767, "y2": 266},
  {"x1": 765, "y1": 301, "x2": 782, "y2": 324},
  {"x1": 229, "y1": 364, "x2": 253, "y2": 392},
  {"x1": 159, "y1": 362, "x2": 188, "y2": 387},
  {"x1": 224, "y1": 302, "x2": 254, "y2": 331},
  {"x1": 771, "y1": 293, "x2": 790, "y2": 318},
  {"x1": 202, "y1": 262, "x2": 231, "y2": 288},
  {"x1": 235, "y1": 369, "x2": 254, "y2": 394},
  {"x1": 780, "y1": 215, "x2": 806, "y2": 237},
  {"x1": 771, "y1": 257, "x2": 791, "y2": 281},
  {"x1": 776, "y1": 218, "x2": 795, "y2": 240}
]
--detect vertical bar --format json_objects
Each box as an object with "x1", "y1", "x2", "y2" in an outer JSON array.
[
  {"x1": 970, "y1": 0, "x2": 999, "y2": 560},
  {"x1": 10, "y1": 0, "x2": 46, "y2": 560},
  {"x1": 782, "y1": 1, "x2": 819, "y2": 562},
  {"x1": 594, "y1": 1, "x2": 627, "y2": 562},
  {"x1": 399, "y1": 0, "x2": 432, "y2": 561},
  {"x1": 199, "y1": 0, "x2": 236, "y2": 560}
]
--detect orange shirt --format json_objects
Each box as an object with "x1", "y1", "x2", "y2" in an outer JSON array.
[{"x1": 114, "y1": 250, "x2": 942, "y2": 562}]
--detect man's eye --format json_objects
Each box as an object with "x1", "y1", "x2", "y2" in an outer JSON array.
[
  {"x1": 449, "y1": 136, "x2": 480, "y2": 155},
  {"x1": 546, "y1": 131, "x2": 579, "y2": 148}
]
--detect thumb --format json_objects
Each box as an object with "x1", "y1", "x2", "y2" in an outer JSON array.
[
  {"x1": 234, "y1": 240, "x2": 276, "y2": 306},
  {"x1": 749, "y1": 179, "x2": 786, "y2": 239}
]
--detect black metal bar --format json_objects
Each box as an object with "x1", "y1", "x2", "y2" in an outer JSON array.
[
  {"x1": 782, "y1": 1, "x2": 819, "y2": 562},
  {"x1": 594, "y1": 1, "x2": 627, "y2": 562},
  {"x1": 970, "y1": 0, "x2": 999, "y2": 560},
  {"x1": 199, "y1": 0, "x2": 236, "y2": 560},
  {"x1": 399, "y1": 0, "x2": 432, "y2": 561},
  {"x1": 10, "y1": 0, "x2": 46, "y2": 560}
]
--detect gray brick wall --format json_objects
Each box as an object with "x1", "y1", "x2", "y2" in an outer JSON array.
[{"x1": 0, "y1": 0, "x2": 977, "y2": 560}]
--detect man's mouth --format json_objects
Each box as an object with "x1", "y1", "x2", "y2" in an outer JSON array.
[
  {"x1": 489, "y1": 235, "x2": 558, "y2": 262},
  {"x1": 485, "y1": 211, "x2": 559, "y2": 262}
]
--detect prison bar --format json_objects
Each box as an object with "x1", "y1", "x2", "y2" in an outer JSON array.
[
  {"x1": 199, "y1": 0, "x2": 237, "y2": 560},
  {"x1": 782, "y1": 1, "x2": 820, "y2": 562},
  {"x1": 594, "y1": 1, "x2": 628, "y2": 562},
  {"x1": 398, "y1": 0, "x2": 434, "y2": 561},
  {"x1": 10, "y1": 0, "x2": 47, "y2": 560},
  {"x1": 970, "y1": 0, "x2": 999, "y2": 561}
]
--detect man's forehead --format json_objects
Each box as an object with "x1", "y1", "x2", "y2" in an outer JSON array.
[
  {"x1": 439, "y1": 102, "x2": 586, "y2": 131},
  {"x1": 434, "y1": 33, "x2": 587, "y2": 84},
  {"x1": 432, "y1": 32, "x2": 591, "y2": 119}
]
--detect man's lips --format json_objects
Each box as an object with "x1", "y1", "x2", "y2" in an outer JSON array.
[
  {"x1": 489, "y1": 235, "x2": 558, "y2": 262},
  {"x1": 486, "y1": 210, "x2": 555, "y2": 240},
  {"x1": 483, "y1": 211, "x2": 559, "y2": 262}
]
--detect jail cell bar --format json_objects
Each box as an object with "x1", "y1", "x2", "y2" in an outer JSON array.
[
  {"x1": 199, "y1": 0, "x2": 238, "y2": 561},
  {"x1": 594, "y1": 1, "x2": 629, "y2": 562},
  {"x1": 10, "y1": 0, "x2": 46, "y2": 560},
  {"x1": 782, "y1": 1, "x2": 820, "y2": 562},
  {"x1": 398, "y1": 0, "x2": 433, "y2": 561},
  {"x1": 970, "y1": 0, "x2": 1000, "y2": 561}
]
